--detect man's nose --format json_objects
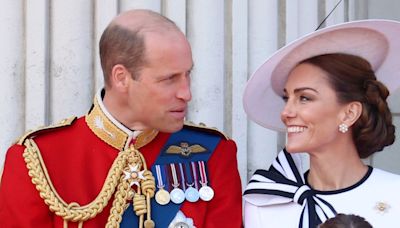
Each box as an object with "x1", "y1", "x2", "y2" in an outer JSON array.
[{"x1": 177, "y1": 76, "x2": 192, "y2": 101}]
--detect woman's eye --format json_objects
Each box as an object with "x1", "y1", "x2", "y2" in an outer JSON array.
[
  {"x1": 300, "y1": 95, "x2": 310, "y2": 102},
  {"x1": 281, "y1": 95, "x2": 289, "y2": 102}
]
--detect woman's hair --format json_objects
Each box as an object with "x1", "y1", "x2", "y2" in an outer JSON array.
[
  {"x1": 318, "y1": 213, "x2": 373, "y2": 228},
  {"x1": 301, "y1": 53, "x2": 395, "y2": 158}
]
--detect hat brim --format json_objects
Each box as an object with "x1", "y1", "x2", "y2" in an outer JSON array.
[{"x1": 243, "y1": 19, "x2": 400, "y2": 132}]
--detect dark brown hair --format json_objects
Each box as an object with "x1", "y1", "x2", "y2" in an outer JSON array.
[
  {"x1": 301, "y1": 53, "x2": 395, "y2": 158},
  {"x1": 319, "y1": 213, "x2": 373, "y2": 228}
]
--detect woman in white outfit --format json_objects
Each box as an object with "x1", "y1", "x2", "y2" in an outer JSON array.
[{"x1": 242, "y1": 20, "x2": 400, "y2": 228}]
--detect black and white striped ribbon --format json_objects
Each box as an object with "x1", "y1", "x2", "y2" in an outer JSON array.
[{"x1": 243, "y1": 149, "x2": 337, "y2": 228}]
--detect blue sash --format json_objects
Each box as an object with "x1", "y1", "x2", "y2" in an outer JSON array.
[{"x1": 120, "y1": 127, "x2": 221, "y2": 227}]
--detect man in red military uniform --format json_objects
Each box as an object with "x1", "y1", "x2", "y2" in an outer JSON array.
[{"x1": 0, "y1": 9, "x2": 242, "y2": 228}]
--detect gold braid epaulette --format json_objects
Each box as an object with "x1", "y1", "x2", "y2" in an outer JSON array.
[
  {"x1": 184, "y1": 121, "x2": 230, "y2": 140},
  {"x1": 17, "y1": 116, "x2": 77, "y2": 146},
  {"x1": 22, "y1": 138, "x2": 133, "y2": 228}
]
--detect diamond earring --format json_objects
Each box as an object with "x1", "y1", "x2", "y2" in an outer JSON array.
[{"x1": 339, "y1": 123, "x2": 348, "y2": 133}]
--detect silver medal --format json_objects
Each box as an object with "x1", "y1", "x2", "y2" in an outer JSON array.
[
  {"x1": 170, "y1": 188, "x2": 185, "y2": 204},
  {"x1": 199, "y1": 185, "x2": 214, "y2": 201},
  {"x1": 185, "y1": 186, "x2": 200, "y2": 202},
  {"x1": 174, "y1": 221, "x2": 190, "y2": 228}
]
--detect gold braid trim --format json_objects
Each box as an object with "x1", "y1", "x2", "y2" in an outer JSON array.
[
  {"x1": 106, "y1": 146, "x2": 156, "y2": 228},
  {"x1": 138, "y1": 153, "x2": 156, "y2": 228},
  {"x1": 22, "y1": 138, "x2": 131, "y2": 225},
  {"x1": 106, "y1": 176, "x2": 131, "y2": 227},
  {"x1": 105, "y1": 149, "x2": 141, "y2": 227}
]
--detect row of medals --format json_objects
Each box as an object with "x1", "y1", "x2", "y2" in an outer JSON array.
[{"x1": 154, "y1": 162, "x2": 214, "y2": 205}]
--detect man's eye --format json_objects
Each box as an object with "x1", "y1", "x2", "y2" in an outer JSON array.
[{"x1": 163, "y1": 75, "x2": 176, "y2": 81}]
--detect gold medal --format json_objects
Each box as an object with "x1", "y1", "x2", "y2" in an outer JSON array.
[
  {"x1": 155, "y1": 164, "x2": 170, "y2": 205},
  {"x1": 155, "y1": 188, "x2": 170, "y2": 205}
]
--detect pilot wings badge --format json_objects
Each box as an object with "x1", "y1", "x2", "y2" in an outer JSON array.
[{"x1": 166, "y1": 142, "x2": 207, "y2": 157}]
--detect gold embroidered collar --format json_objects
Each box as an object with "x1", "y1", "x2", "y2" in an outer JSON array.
[{"x1": 85, "y1": 90, "x2": 158, "y2": 150}]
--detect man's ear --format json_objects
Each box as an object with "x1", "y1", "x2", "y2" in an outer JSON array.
[
  {"x1": 341, "y1": 101, "x2": 363, "y2": 127},
  {"x1": 109, "y1": 64, "x2": 132, "y2": 92}
]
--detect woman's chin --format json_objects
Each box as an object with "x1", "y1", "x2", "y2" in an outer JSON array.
[{"x1": 284, "y1": 145, "x2": 304, "y2": 153}]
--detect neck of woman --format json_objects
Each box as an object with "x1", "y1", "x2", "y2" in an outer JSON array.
[{"x1": 307, "y1": 144, "x2": 368, "y2": 191}]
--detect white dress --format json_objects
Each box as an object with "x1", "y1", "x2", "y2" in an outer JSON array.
[{"x1": 243, "y1": 150, "x2": 400, "y2": 228}]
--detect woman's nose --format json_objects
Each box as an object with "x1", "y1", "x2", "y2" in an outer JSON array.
[{"x1": 281, "y1": 101, "x2": 296, "y2": 120}]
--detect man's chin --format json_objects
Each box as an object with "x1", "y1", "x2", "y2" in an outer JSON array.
[{"x1": 160, "y1": 121, "x2": 184, "y2": 133}]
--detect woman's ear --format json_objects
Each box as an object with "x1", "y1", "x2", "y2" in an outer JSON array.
[
  {"x1": 342, "y1": 101, "x2": 363, "y2": 127},
  {"x1": 109, "y1": 64, "x2": 132, "y2": 92}
]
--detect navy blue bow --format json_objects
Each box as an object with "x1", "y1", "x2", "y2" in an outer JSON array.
[{"x1": 243, "y1": 149, "x2": 337, "y2": 228}]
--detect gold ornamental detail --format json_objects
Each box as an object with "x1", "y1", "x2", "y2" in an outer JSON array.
[{"x1": 23, "y1": 139, "x2": 155, "y2": 228}]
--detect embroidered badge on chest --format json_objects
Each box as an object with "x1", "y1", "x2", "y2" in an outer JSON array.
[{"x1": 166, "y1": 142, "x2": 207, "y2": 157}]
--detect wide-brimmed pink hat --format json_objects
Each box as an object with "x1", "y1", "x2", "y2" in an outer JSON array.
[{"x1": 243, "y1": 19, "x2": 400, "y2": 132}]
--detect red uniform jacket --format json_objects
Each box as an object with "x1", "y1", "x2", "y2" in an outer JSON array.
[{"x1": 0, "y1": 114, "x2": 242, "y2": 227}]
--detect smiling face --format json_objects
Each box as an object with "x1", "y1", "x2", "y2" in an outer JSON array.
[
  {"x1": 281, "y1": 63, "x2": 347, "y2": 153},
  {"x1": 125, "y1": 31, "x2": 193, "y2": 133}
]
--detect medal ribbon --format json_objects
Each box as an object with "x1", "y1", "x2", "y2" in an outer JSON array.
[
  {"x1": 155, "y1": 165, "x2": 165, "y2": 189},
  {"x1": 190, "y1": 161, "x2": 199, "y2": 190},
  {"x1": 179, "y1": 163, "x2": 186, "y2": 191},
  {"x1": 198, "y1": 161, "x2": 209, "y2": 186},
  {"x1": 170, "y1": 163, "x2": 180, "y2": 188},
  {"x1": 184, "y1": 162, "x2": 194, "y2": 188}
]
